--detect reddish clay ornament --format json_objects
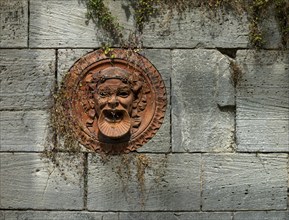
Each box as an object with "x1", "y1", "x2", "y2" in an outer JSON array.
[{"x1": 62, "y1": 49, "x2": 167, "y2": 153}]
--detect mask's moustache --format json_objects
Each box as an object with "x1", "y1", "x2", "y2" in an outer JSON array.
[{"x1": 98, "y1": 107, "x2": 131, "y2": 139}]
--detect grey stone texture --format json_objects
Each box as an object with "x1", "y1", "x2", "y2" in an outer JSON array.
[
  {"x1": 172, "y1": 49, "x2": 235, "y2": 152},
  {"x1": 0, "y1": 211, "x2": 118, "y2": 220},
  {"x1": 0, "y1": 49, "x2": 55, "y2": 110},
  {"x1": 87, "y1": 153, "x2": 201, "y2": 211},
  {"x1": 0, "y1": 111, "x2": 49, "y2": 151},
  {"x1": 142, "y1": 9, "x2": 249, "y2": 48},
  {"x1": 1, "y1": 0, "x2": 289, "y2": 217},
  {"x1": 141, "y1": 49, "x2": 171, "y2": 91},
  {"x1": 57, "y1": 49, "x2": 93, "y2": 84},
  {"x1": 136, "y1": 49, "x2": 171, "y2": 153},
  {"x1": 0, "y1": 0, "x2": 28, "y2": 48},
  {"x1": 119, "y1": 212, "x2": 232, "y2": 220},
  {"x1": 30, "y1": 0, "x2": 99, "y2": 48},
  {"x1": 143, "y1": 4, "x2": 286, "y2": 49},
  {"x1": 30, "y1": 0, "x2": 134, "y2": 48},
  {"x1": 0, "y1": 153, "x2": 84, "y2": 210},
  {"x1": 24, "y1": 0, "x2": 287, "y2": 49},
  {"x1": 202, "y1": 153, "x2": 288, "y2": 211},
  {"x1": 236, "y1": 50, "x2": 289, "y2": 152},
  {"x1": 259, "y1": 7, "x2": 287, "y2": 49},
  {"x1": 137, "y1": 107, "x2": 170, "y2": 153},
  {"x1": 234, "y1": 211, "x2": 289, "y2": 220}
]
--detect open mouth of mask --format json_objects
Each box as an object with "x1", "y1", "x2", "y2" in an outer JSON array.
[{"x1": 98, "y1": 108, "x2": 131, "y2": 139}]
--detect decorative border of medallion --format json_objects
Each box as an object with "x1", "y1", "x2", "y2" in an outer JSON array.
[{"x1": 62, "y1": 49, "x2": 167, "y2": 153}]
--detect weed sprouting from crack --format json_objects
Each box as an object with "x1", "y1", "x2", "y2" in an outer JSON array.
[{"x1": 230, "y1": 60, "x2": 243, "y2": 88}]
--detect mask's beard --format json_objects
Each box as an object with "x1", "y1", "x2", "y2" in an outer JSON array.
[{"x1": 98, "y1": 107, "x2": 131, "y2": 139}]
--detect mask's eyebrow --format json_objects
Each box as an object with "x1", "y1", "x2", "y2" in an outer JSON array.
[
  {"x1": 97, "y1": 85, "x2": 112, "y2": 90},
  {"x1": 117, "y1": 85, "x2": 130, "y2": 90}
]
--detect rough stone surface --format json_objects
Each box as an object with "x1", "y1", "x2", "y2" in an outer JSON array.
[
  {"x1": 137, "y1": 49, "x2": 171, "y2": 152},
  {"x1": 30, "y1": 0, "x2": 100, "y2": 48},
  {"x1": 236, "y1": 50, "x2": 289, "y2": 152},
  {"x1": 30, "y1": 0, "x2": 134, "y2": 48},
  {"x1": 234, "y1": 211, "x2": 289, "y2": 220},
  {"x1": 172, "y1": 49, "x2": 235, "y2": 152},
  {"x1": 259, "y1": 8, "x2": 285, "y2": 49},
  {"x1": 57, "y1": 49, "x2": 93, "y2": 84},
  {"x1": 137, "y1": 108, "x2": 170, "y2": 153},
  {"x1": 0, "y1": 49, "x2": 55, "y2": 110},
  {"x1": 142, "y1": 9, "x2": 249, "y2": 48},
  {"x1": 119, "y1": 212, "x2": 232, "y2": 220},
  {"x1": 1, "y1": 0, "x2": 289, "y2": 216},
  {"x1": 0, "y1": 211, "x2": 118, "y2": 220},
  {"x1": 0, "y1": 0, "x2": 28, "y2": 48},
  {"x1": 141, "y1": 49, "x2": 171, "y2": 91},
  {"x1": 0, "y1": 111, "x2": 49, "y2": 152},
  {"x1": 202, "y1": 153, "x2": 288, "y2": 211},
  {"x1": 87, "y1": 154, "x2": 201, "y2": 211},
  {"x1": 0, "y1": 153, "x2": 84, "y2": 210}
]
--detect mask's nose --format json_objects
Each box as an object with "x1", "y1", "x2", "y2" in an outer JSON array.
[{"x1": 107, "y1": 95, "x2": 119, "y2": 108}]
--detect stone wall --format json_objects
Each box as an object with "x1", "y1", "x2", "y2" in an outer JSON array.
[{"x1": 0, "y1": 0, "x2": 288, "y2": 220}]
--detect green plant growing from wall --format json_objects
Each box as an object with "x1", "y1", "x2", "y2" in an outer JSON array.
[
  {"x1": 132, "y1": 0, "x2": 158, "y2": 32},
  {"x1": 84, "y1": 0, "x2": 124, "y2": 43},
  {"x1": 248, "y1": 0, "x2": 269, "y2": 48}
]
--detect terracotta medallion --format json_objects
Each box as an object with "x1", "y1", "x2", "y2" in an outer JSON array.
[{"x1": 62, "y1": 49, "x2": 167, "y2": 153}]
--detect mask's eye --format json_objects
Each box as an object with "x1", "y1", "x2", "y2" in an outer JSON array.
[
  {"x1": 118, "y1": 90, "x2": 130, "y2": 98},
  {"x1": 98, "y1": 91, "x2": 108, "y2": 98}
]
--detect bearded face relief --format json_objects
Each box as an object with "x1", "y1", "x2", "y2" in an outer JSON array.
[
  {"x1": 64, "y1": 49, "x2": 167, "y2": 153},
  {"x1": 93, "y1": 67, "x2": 138, "y2": 140}
]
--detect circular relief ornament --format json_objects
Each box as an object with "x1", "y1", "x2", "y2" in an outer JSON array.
[{"x1": 62, "y1": 49, "x2": 167, "y2": 153}]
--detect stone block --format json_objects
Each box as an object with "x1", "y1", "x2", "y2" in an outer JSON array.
[
  {"x1": 140, "y1": 49, "x2": 171, "y2": 90},
  {"x1": 87, "y1": 153, "x2": 201, "y2": 211},
  {"x1": 172, "y1": 49, "x2": 235, "y2": 152},
  {"x1": 30, "y1": 0, "x2": 134, "y2": 48},
  {"x1": 0, "y1": 111, "x2": 49, "y2": 151},
  {"x1": 202, "y1": 153, "x2": 288, "y2": 210},
  {"x1": 137, "y1": 49, "x2": 171, "y2": 153},
  {"x1": 0, "y1": 0, "x2": 28, "y2": 48},
  {"x1": 119, "y1": 212, "x2": 232, "y2": 220},
  {"x1": 142, "y1": 9, "x2": 249, "y2": 48},
  {"x1": 57, "y1": 49, "x2": 93, "y2": 84},
  {"x1": 137, "y1": 109, "x2": 170, "y2": 153},
  {"x1": 0, "y1": 211, "x2": 118, "y2": 220},
  {"x1": 234, "y1": 211, "x2": 289, "y2": 220},
  {"x1": 0, "y1": 49, "x2": 55, "y2": 110},
  {"x1": 0, "y1": 153, "x2": 84, "y2": 210},
  {"x1": 236, "y1": 50, "x2": 289, "y2": 152}
]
